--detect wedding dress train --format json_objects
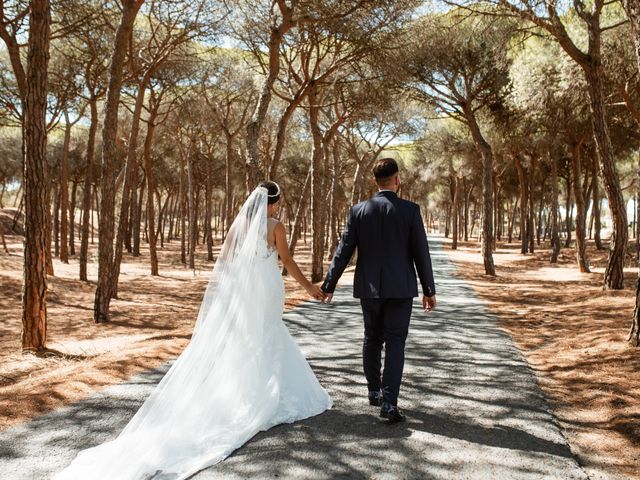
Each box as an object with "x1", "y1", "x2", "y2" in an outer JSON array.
[{"x1": 54, "y1": 187, "x2": 332, "y2": 480}]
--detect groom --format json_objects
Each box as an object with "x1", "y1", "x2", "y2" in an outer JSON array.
[{"x1": 321, "y1": 157, "x2": 436, "y2": 423}]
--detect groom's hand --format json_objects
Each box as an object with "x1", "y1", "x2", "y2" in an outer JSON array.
[
  {"x1": 321, "y1": 290, "x2": 333, "y2": 304},
  {"x1": 422, "y1": 295, "x2": 436, "y2": 313}
]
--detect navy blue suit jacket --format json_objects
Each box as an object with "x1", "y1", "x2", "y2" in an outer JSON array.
[{"x1": 322, "y1": 191, "x2": 436, "y2": 299}]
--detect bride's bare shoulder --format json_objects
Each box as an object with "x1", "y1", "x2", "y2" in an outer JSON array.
[{"x1": 269, "y1": 218, "x2": 284, "y2": 227}]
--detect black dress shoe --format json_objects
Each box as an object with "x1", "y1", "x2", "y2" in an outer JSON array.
[
  {"x1": 380, "y1": 402, "x2": 406, "y2": 423},
  {"x1": 368, "y1": 391, "x2": 382, "y2": 406}
]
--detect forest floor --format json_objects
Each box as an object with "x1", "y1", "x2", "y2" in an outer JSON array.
[
  {"x1": 445, "y1": 237, "x2": 640, "y2": 479},
  {"x1": 0, "y1": 207, "x2": 319, "y2": 432}
]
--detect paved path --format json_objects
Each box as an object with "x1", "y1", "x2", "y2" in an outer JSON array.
[{"x1": 0, "y1": 241, "x2": 588, "y2": 480}]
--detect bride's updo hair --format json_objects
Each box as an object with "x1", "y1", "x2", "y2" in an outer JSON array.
[{"x1": 259, "y1": 181, "x2": 281, "y2": 205}]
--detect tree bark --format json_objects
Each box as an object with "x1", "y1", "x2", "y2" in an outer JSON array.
[
  {"x1": 571, "y1": 141, "x2": 590, "y2": 272},
  {"x1": 463, "y1": 179, "x2": 471, "y2": 242},
  {"x1": 94, "y1": 0, "x2": 143, "y2": 322},
  {"x1": 45, "y1": 186, "x2": 53, "y2": 276},
  {"x1": 179, "y1": 151, "x2": 187, "y2": 265},
  {"x1": 285, "y1": 168, "x2": 311, "y2": 275},
  {"x1": 59, "y1": 111, "x2": 71, "y2": 263},
  {"x1": 550, "y1": 155, "x2": 561, "y2": 263},
  {"x1": 53, "y1": 185, "x2": 59, "y2": 257},
  {"x1": 464, "y1": 106, "x2": 495, "y2": 275},
  {"x1": 308, "y1": 88, "x2": 325, "y2": 282},
  {"x1": 328, "y1": 138, "x2": 341, "y2": 259},
  {"x1": 187, "y1": 152, "x2": 196, "y2": 269},
  {"x1": 80, "y1": 97, "x2": 98, "y2": 281},
  {"x1": 135, "y1": 171, "x2": 144, "y2": 255},
  {"x1": 564, "y1": 173, "x2": 573, "y2": 248},
  {"x1": 514, "y1": 154, "x2": 528, "y2": 254},
  {"x1": 223, "y1": 133, "x2": 234, "y2": 238},
  {"x1": 69, "y1": 180, "x2": 77, "y2": 256},
  {"x1": 22, "y1": 0, "x2": 51, "y2": 352},
  {"x1": 528, "y1": 157, "x2": 536, "y2": 254},
  {"x1": 143, "y1": 115, "x2": 159, "y2": 276},
  {"x1": 205, "y1": 161, "x2": 214, "y2": 261},
  {"x1": 536, "y1": 175, "x2": 546, "y2": 246},
  {"x1": 111, "y1": 82, "x2": 146, "y2": 295},
  {"x1": 452, "y1": 175, "x2": 461, "y2": 250},
  {"x1": 1, "y1": 231, "x2": 8, "y2": 253},
  {"x1": 508, "y1": 196, "x2": 518, "y2": 244}
]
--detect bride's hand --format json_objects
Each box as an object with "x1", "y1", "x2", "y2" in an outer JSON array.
[{"x1": 306, "y1": 283, "x2": 326, "y2": 301}]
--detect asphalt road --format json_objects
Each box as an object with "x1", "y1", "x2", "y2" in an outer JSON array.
[{"x1": 0, "y1": 241, "x2": 588, "y2": 479}]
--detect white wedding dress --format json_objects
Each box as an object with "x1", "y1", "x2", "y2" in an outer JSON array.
[{"x1": 54, "y1": 187, "x2": 332, "y2": 480}]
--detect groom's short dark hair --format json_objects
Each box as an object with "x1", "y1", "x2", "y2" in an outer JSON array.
[{"x1": 372, "y1": 157, "x2": 399, "y2": 184}]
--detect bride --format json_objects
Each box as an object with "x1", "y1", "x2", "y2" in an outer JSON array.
[{"x1": 55, "y1": 182, "x2": 332, "y2": 480}]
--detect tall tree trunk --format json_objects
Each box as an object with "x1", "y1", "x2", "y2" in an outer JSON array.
[
  {"x1": 591, "y1": 155, "x2": 604, "y2": 250},
  {"x1": 187, "y1": 153, "x2": 196, "y2": 269},
  {"x1": 537, "y1": 175, "x2": 546, "y2": 246},
  {"x1": 308, "y1": 88, "x2": 325, "y2": 282},
  {"x1": 465, "y1": 107, "x2": 495, "y2": 275},
  {"x1": 493, "y1": 177, "x2": 500, "y2": 243},
  {"x1": 126, "y1": 185, "x2": 135, "y2": 252},
  {"x1": 463, "y1": 179, "x2": 470, "y2": 242},
  {"x1": 179, "y1": 149, "x2": 186, "y2": 265},
  {"x1": 452, "y1": 175, "x2": 461, "y2": 250},
  {"x1": 45, "y1": 186, "x2": 53, "y2": 275},
  {"x1": 528, "y1": 157, "x2": 536, "y2": 254},
  {"x1": 135, "y1": 171, "x2": 144, "y2": 255},
  {"x1": 285, "y1": 168, "x2": 311, "y2": 275},
  {"x1": 59, "y1": 111, "x2": 71, "y2": 263},
  {"x1": 205, "y1": 161, "x2": 214, "y2": 262},
  {"x1": 80, "y1": 97, "x2": 98, "y2": 281},
  {"x1": 350, "y1": 162, "x2": 361, "y2": 206},
  {"x1": 564, "y1": 175, "x2": 573, "y2": 248},
  {"x1": 143, "y1": 118, "x2": 159, "y2": 276},
  {"x1": 22, "y1": 0, "x2": 51, "y2": 352},
  {"x1": 514, "y1": 154, "x2": 528, "y2": 254},
  {"x1": 269, "y1": 93, "x2": 306, "y2": 179},
  {"x1": 328, "y1": 139, "x2": 340, "y2": 259},
  {"x1": 68, "y1": 180, "x2": 77, "y2": 256},
  {"x1": 224, "y1": 133, "x2": 233, "y2": 238},
  {"x1": 94, "y1": 0, "x2": 143, "y2": 323},
  {"x1": 53, "y1": 185, "x2": 59, "y2": 257},
  {"x1": 508, "y1": 197, "x2": 518, "y2": 244},
  {"x1": 550, "y1": 155, "x2": 561, "y2": 263},
  {"x1": 583, "y1": 65, "x2": 627, "y2": 289},
  {"x1": 571, "y1": 141, "x2": 590, "y2": 272},
  {"x1": 1, "y1": 231, "x2": 8, "y2": 253},
  {"x1": 111, "y1": 82, "x2": 146, "y2": 296}
]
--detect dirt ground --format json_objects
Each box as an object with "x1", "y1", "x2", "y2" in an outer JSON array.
[
  {"x1": 0, "y1": 209, "x2": 323, "y2": 431},
  {"x1": 445, "y1": 236, "x2": 640, "y2": 479}
]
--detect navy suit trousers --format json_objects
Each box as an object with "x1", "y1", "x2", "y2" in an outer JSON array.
[{"x1": 360, "y1": 297, "x2": 413, "y2": 406}]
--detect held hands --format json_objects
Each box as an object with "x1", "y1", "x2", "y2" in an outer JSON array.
[
  {"x1": 422, "y1": 295, "x2": 436, "y2": 313},
  {"x1": 306, "y1": 283, "x2": 327, "y2": 301}
]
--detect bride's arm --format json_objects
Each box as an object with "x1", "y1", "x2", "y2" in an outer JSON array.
[{"x1": 273, "y1": 222, "x2": 326, "y2": 301}]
